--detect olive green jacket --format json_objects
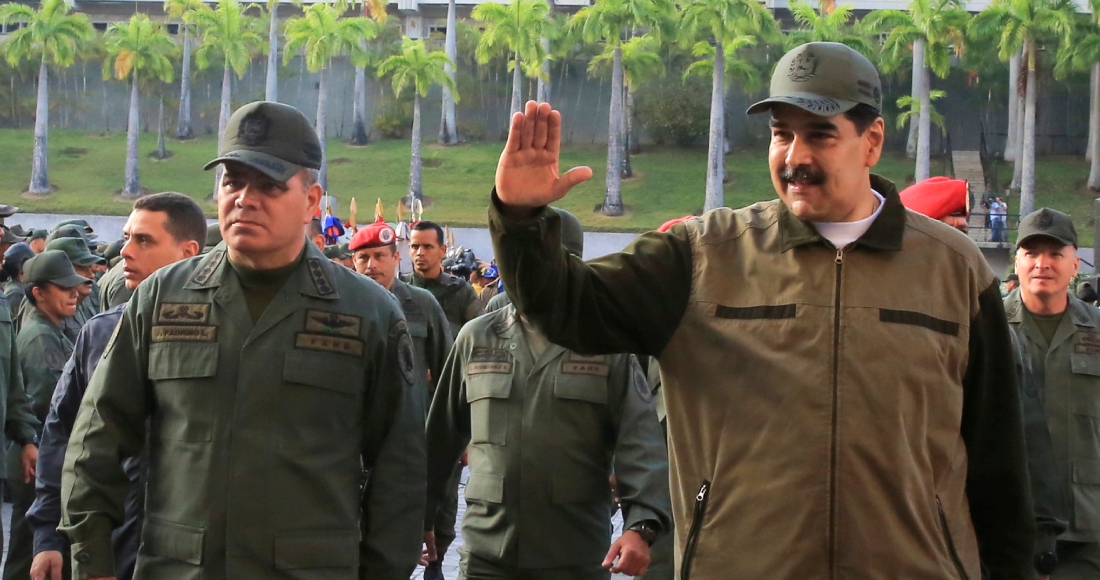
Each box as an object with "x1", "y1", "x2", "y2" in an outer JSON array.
[
  {"x1": 1006, "y1": 290, "x2": 1100, "y2": 544},
  {"x1": 425, "y1": 305, "x2": 671, "y2": 568},
  {"x1": 18, "y1": 305, "x2": 73, "y2": 423},
  {"x1": 488, "y1": 177, "x2": 1033, "y2": 579},
  {"x1": 0, "y1": 296, "x2": 40, "y2": 473},
  {"x1": 60, "y1": 242, "x2": 425, "y2": 580},
  {"x1": 390, "y1": 278, "x2": 452, "y2": 404},
  {"x1": 98, "y1": 260, "x2": 134, "y2": 311},
  {"x1": 401, "y1": 271, "x2": 480, "y2": 338}
]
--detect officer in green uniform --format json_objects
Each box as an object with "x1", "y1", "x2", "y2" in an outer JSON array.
[
  {"x1": 424, "y1": 208, "x2": 671, "y2": 580},
  {"x1": 2, "y1": 242, "x2": 35, "y2": 319},
  {"x1": 402, "y1": 221, "x2": 481, "y2": 338},
  {"x1": 26, "y1": 229, "x2": 48, "y2": 255},
  {"x1": 60, "y1": 101, "x2": 425, "y2": 580},
  {"x1": 6, "y1": 250, "x2": 90, "y2": 580},
  {"x1": 1006, "y1": 208, "x2": 1100, "y2": 578},
  {"x1": 96, "y1": 260, "x2": 132, "y2": 311},
  {"x1": 45, "y1": 237, "x2": 103, "y2": 336}
]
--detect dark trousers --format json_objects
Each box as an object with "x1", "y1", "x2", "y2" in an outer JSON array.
[
  {"x1": 4, "y1": 450, "x2": 35, "y2": 580},
  {"x1": 1054, "y1": 541, "x2": 1100, "y2": 579},
  {"x1": 434, "y1": 462, "x2": 463, "y2": 559},
  {"x1": 459, "y1": 549, "x2": 610, "y2": 580}
]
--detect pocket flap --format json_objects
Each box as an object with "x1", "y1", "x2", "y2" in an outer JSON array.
[
  {"x1": 143, "y1": 517, "x2": 204, "y2": 565},
  {"x1": 466, "y1": 372, "x2": 512, "y2": 403},
  {"x1": 465, "y1": 472, "x2": 504, "y2": 503},
  {"x1": 273, "y1": 529, "x2": 360, "y2": 570},
  {"x1": 1072, "y1": 353, "x2": 1100, "y2": 377},
  {"x1": 408, "y1": 321, "x2": 429, "y2": 338},
  {"x1": 554, "y1": 375, "x2": 608, "y2": 404},
  {"x1": 1074, "y1": 460, "x2": 1100, "y2": 484},
  {"x1": 283, "y1": 351, "x2": 363, "y2": 395},
  {"x1": 149, "y1": 343, "x2": 218, "y2": 381}
]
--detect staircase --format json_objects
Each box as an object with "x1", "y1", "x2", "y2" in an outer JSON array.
[{"x1": 952, "y1": 150, "x2": 994, "y2": 245}]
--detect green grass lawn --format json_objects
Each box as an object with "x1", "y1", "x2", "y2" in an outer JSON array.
[{"x1": 0, "y1": 128, "x2": 1090, "y2": 239}]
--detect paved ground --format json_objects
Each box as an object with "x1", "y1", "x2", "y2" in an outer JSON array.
[{"x1": 0, "y1": 473, "x2": 633, "y2": 579}]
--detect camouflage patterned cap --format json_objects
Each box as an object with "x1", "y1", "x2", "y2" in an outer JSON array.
[
  {"x1": 747, "y1": 42, "x2": 882, "y2": 117},
  {"x1": 1017, "y1": 208, "x2": 1077, "y2": 248},
  {"x1": 204, "y1": 101, "x2": 323, "y2": 183}
]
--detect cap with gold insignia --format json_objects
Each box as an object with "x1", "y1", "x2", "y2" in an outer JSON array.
[
  {"x1": 348, "y1": 217, "x2": 397, "y2": 252},
  {"x1": 204, "y1": 101, "x2": 323, "y2": 183},
  {"x1": 23, "y1": 250, "x2": 91, "y2": 288},
  {"x1": 1017, "y1": 208, "x2": 1077, "y2": 248},
  {"x1": 47, "y1": 237, "x2": 106, "y2": 267},
  {"x1": 747, "y1": 42, "x2": 882, "y2": 117}
]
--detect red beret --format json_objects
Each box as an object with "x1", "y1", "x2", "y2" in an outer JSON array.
[
  {"x1": 899, "y1": 177, "x2": 969, "y2": 221},
  {"x1": 349, "y1": 217, "x2": 397, "y2": 251}
]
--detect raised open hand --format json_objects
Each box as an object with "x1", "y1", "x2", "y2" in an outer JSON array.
[{"x1": 495, "y1": 101, "x2": 593, "y2": 217}]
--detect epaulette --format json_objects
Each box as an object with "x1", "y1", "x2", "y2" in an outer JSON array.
[
  {"x1": 189, "y1": 250, "x2": 224, "y2": 286},
  {"x1": 307, "y1": 258, "x2": 336, "y2": 297}
]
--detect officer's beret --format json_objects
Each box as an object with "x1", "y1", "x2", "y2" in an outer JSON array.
[{"x1": 348, "y1": 218, "x2": 397, "y2": 252}]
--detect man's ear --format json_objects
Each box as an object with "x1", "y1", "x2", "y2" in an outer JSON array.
[
  {"x1": 182, "y1": 240, "x2": 201, "y2": 259},
  {"x1": 305, "y1": 183, "x2": 323, "y2": 223},
  {"x1": 864, "y1": 117, "x2": 885, "y2": 168}
]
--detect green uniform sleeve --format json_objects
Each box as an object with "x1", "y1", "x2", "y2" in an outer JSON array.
[
  {"x1": 962, "y1": 281, "x2": 1036, "y2": 579},
  {"x1": 61, "y1": 293, "x2": 151, "y2": 578},
  {"x1": 20, "y1": 333, "x2": 66, "y2": 421},
  {"x1": 4, "y1": 319, "x2": 37, "y2": 446},
  {"x1": 609, "y1": 355, "x2": 672, "y2": 534},
  {"x1": 425, "y1": 296, "x2": 454, "y2": 397},
  {"x1": 459, "y1": 284, "x2": 481, "y2": 327},
  {"x1": 488, "y1": 192, "x2": 693, "y2": 357},
  {"x1": 359, "y1": 311, "x2": 427, "y2": 579},
  {"x1": 424, "y1": 333, "x2": 471, "y2": 529}
]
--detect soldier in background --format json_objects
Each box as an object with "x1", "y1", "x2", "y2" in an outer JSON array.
[{"x1": 402, "y1": 221, "x2": 480, "y2": 338}]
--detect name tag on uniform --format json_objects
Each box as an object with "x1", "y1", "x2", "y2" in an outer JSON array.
[
  {"x1": 468, "y1": 348, "x2": 512, "y2": 374},
  {"x1": 295, "y1": 333, "x2": 365, "y2": 357},
  {"x1": 152, "y1": 325, "x2": 218, "y2": 342},
  {"x1": 562, "y1": 354, "x2": 609, "y2": 377},
  {"x1": 157, "y1": 303, "x2": 211, "y2": 325}
]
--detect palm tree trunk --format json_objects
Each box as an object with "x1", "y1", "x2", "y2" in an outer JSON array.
[
  {"x1": 29, "y1": 56, "x2": 49, "y2": 195},
  {"x1": 1089, "y1": 64, "x2": 1100, "y2": 190},
  {"x1": 123, "y1": 74, "x2": 142, "y2": 198},
  {"x1": 177, "y1": 26, "x2": 194, "y2": 139},
  {"x1": 622, "y1": 84, "x2": 632, "y2": 178},
  {"x1": 1005, "y1": 51, "x2": 1019, "y2": 162},
  {"x1": 704, "y1": 41, "x2": 725, "y2": 212},
  {"x1": 316, "y1": 67, "x2": 328, "y2": 193},
  {"x1": 214, "y1": 63, "x2": 233, "y2": 198},
  {"x1": 156, "y1": 96, "x2": 167, "y2": 160},
  {"x1": 906, "y1": 39, "x2": 924, "y2": 160},
  {"x1": 1020, "y1": 40, "x2": 1038, "y2": 217},
  {"x1": 352, "y1": 59, "x2": 369, "y2": 145},
  {"x1": 536, "y1": 36, "x2": 550, "y2": 102},
  {"x1": 601, "y1": 45, "x2": 624, "y2": 216},
  {"x1": 1011, "y1": 76, "x2": 1025, "y2": 190},
  {"x1": 1089, "y1": 62, "x2": 1099, "y2": 160},
  {"x1": 627, "y1": 86, "x2": 640, "y2": 155},
  {"x1": 510, "y1": 54, "x2": 523, "y2": 116},
  {"x1": 410, "y1": 93, "x2": 422, "y2": 198},
  {"x1": 915, "y1": 62, "x2": 931, "y2": 182},
  {"x1": 439, "y1": 0, "x2": 459, "y2": 145},
  {"x1": 266, "y1": 4, "x2": 279, "y2": 101}
]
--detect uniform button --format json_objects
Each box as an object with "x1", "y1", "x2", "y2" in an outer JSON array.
[
  {"x1": 509, "y1": 343, "x2": 516, "y2": 350},
  {"x1": 76, "y1": 552, "x2": 90, "y2": 563}
]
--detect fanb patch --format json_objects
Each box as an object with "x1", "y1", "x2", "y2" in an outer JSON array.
[
  {"x1": 562, "y1": 353, "x2": 610, "y2": 377},
  {"x1": 296, "y1": 333, "x2": 365, "y2": 357},
  {"x1": 152, "y1": 325, "x2": 218, "y2": 343},
  {"x1": 390, "y1": 320, "x2": 416, "y2": 385},
  {"x1": 157, "y1": 303, "x2": 211, "y2": 325},
  {"x1": 468, "y1": 348, "x2": 513, "y2": 375},
  {"x1": 305, "y1": 310, "x2": 361, "y2": 337},
  {"x1": 45, "y1": 348, "x2": 66, "y2": 371},
  {"x1": 629, "y1": 356, "x2": 653, "y2": 404}
]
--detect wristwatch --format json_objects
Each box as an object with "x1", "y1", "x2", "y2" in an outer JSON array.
[
  {"x1": 17, "y1": 432, "x2": 38, "y2": 447},
  {"x1": 1034, "y1": 551, "x2": 1057, "y2": 575},
  {"x1": 627, "y1": 520, "x2": 660, "y2": 546}
]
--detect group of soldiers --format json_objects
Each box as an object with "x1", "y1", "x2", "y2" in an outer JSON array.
[{"x1": 0, "y1": 38, "x2": 1095, "y2": 580}]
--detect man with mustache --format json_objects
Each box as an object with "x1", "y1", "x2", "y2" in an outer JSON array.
[
  {"x1": 486, "y1": 42, "x2": 1033, "y2": 578},
  {"x1": 59, "y1": 101, "x2": 425, "y2": 580}
]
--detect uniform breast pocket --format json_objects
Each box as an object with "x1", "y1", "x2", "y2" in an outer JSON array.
[
  {"x1": 466, "y1": 372, "x2": 512, "y2": 445},
  {"x1": 148, "y1": 342, "x2": 218, "y2": 442},
  {"x1": 554, "y1": 374, "x2": 609, "y2": 405},
  {"x1": 282, "y1": 351, "x2": 364, "y2": 432}
]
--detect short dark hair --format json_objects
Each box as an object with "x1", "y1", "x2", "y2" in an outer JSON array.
[
  {"x1": 843, "y1": 104, "x2": 881, "y2": 136},
  {"x1": 411, "y1": 221, "x2": 445, "y2": 246},
  {"x1": 308, "y1": 218, "x2": 323, "y2": 239},
  {"x1": 133, "y1": 192, "x2": 207, "y2": 247}
]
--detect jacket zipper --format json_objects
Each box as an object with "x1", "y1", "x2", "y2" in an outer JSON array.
[
  {"x1": 828, "y1": 248, "x2": 843, "y2": 579},
  {"x1": 936, "y1": 496, "x2": 970, "y2": 580},
  {"x1": 680, "y1": 480, "x2": 710, "y2": 580}
]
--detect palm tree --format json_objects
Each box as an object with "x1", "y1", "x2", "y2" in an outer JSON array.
[
  {"x1": 590, "y1": 34, "x2": 665, "y2": 176},
  {"x1": 164, "y1": 0, "x2": 204, "y2": 139},
  {"x1": 572, "y1": 0, "x2": 673, "y2": 216},
  {"x1": 103, "y1": 14, "x2": 177, "y2": 198},
  {"x1": 378, "y1": 38, "x2": 457, "y2": 200},
  {"x1": 351, "y1": 0, "x2": 387, "y2": 146},
  {"x1": 680, "y1": 0, "x2": 775, "y2": 212},
  {"x1": 868, "y1": 0, "x2": 970, "y2": 183},
  {"x1": 439, "y1": 0, "x2": 460, "y2": 144},
  {"x1": 895, "y1": 90, "x2": 947, "y2": 133},
  {"x1": 192, "y1": 0, "x2": 263, "y2": 196},
  {"x1": 971, "y1": 0, "x2": 1076, "y2": 216},
  {"x1": 1057, "y1": 8, "x2": 1100, "y2": 189},
  {"x1": 284, "y1": 1, "x2": 376, "y2": 192},
  {"x1": 0, "y1": 0, "x2": 93, "y2": 195},
  {"x1": 264, "y1": 0, "x2": 279, "y2": 101},
  {"x1": 472, "y1": 0, "x2": 551, "y2": 117},
  {"x1": 785, "y1": 1, "x2": 874, "y2": 56}
]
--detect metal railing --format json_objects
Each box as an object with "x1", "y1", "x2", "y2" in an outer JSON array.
[{"x1": 968, "y1": 212, "x2": 1019, "y2": 244}]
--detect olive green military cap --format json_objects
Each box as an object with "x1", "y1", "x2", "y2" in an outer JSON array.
[
  {"x1": 0, "y1": 204, "x2": 19, "y2": 218},
  {"x1": 747, "y1": 42, "x2": 882, "y2": 117},
  {"x1": 46, "y1": 224, "x2": 93, "y2": 247},
  {"x1": 23, "y1": 250, "x2": 90, "y2": 288},
  {"x1": 54, "y1": 218, "x2": 93, "y2": 234},
  {"x1": 204, "y1": 101, "x2": 323, "y2": 183},
  {"x1": 26, "y1": 229, "x2": 48, "y2": 242},
  {"x1": 323, "y1": 243, "x2": 352, "y2": 260},
  {"x1": 0, "y1": 227, "x2": 21, "y2": 245},
  {"x1": 1018, "y1": 208, "x2": 1078, "y2": 248},
  {"x1": 103, "y1": 239, "x2": 125, "y2": 262},
  {"x1": 47, "y1": 237, "x2": 105, "y2": 267},
  {"x1": 7, "y1": 225, "x2": 27, "y2": 237},
  {"x1": 552, "y1": 207, "x2": 584, "y2": 257}
]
